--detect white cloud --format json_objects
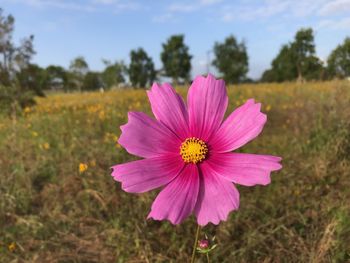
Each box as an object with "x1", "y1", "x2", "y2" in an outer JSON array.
[
  {"x1": 221, "y1": 0, "x2": 290, "y2": 22},
  {"x1": 318, "y1": 17, "x2": 350, "y2": 30},
  {"x1": 91, "y1": 0, "x2": 141, "y2": 12},
  {"x1": 6, "y1": 0, "x2": 140, "y2": 13},
  {"x1": 220, "y1": 0, "x2": 344, "y2": 23},
  {"x1": 319, "y1": 0, "x2": 350, "y2": 16},
  {"x1": 165, "y1": 0, "x2": 324, "y2": 23},
  {"x1": 92, "y1": 0, "x2": 118, "y2": 4},
  {"x1": 152, "y1": 13, "x2": 177, "y2": 23},
  {"x1": 168, "y1": 3, "x2": 198, "y2": 13},
  {"x1": 167, "y1": 0, "x2": 223, "y2": 14},
  {"x1": 11, "y1": 0, "x2": 97, "y2": 12},
  {"x1": 199, "y1": 0, "x2": 223, "y2": 6},
  {"x1": 112, "y1": 2, "x2": 141, "y2": 12}
]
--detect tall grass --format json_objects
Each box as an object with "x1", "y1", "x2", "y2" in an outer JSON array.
[{"x1": 1, "y1": 81, "x2": 349, "y2": 262}]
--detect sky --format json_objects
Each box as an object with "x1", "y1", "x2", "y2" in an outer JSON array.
[{"x1": 1, "y1": 0, "x2": 350, "y2": 80}]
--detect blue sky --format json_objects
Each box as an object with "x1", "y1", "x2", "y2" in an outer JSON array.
[{"x1": 1, "y1": 0, "x2": 350, "y2": 79}]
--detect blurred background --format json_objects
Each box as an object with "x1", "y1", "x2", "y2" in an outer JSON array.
[{"x1": 0, "y1": 1, "x2": 349, "y2": 262}]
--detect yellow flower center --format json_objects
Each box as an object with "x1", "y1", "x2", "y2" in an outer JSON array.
[{"x1": 180, "y1": 137, "x2": 208, "y2": 164}]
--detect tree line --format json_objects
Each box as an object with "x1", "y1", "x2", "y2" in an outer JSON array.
[
  {"x1": 1, "y1": 8, "x2": 350, "y2": 112},
  {"x1": 261, "y1": 28, "x2": 350, "y2": 82}
]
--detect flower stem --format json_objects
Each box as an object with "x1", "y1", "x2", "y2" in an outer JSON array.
[
  {"x1": 190, "y1": 224, "x2": 201, "y2": 263},
  {"x1": 206, "y1": 253, "x2": 210, "y2": 263}
]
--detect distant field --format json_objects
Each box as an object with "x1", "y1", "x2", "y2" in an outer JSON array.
[{"x1": 1, "y1": 81, "x2": 350, "y2": 262}]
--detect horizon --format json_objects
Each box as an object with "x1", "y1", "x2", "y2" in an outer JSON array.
[{"x1": 1, "y1": 0, "x2": 350, "y2": 80}]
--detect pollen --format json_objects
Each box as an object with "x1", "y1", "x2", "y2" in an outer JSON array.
[{"x1": 180, "y1": 137, "x2": 208, "y2": 164}]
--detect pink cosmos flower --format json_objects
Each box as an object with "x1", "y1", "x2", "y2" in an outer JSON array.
[{"x1": 112, "y1": 74, "x2": 282, "y2": 226}]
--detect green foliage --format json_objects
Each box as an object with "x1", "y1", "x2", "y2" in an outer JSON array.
[
  {"x1": 101, "y1": 61, "x2": 126, "y2": 89},
  {"x1": 212, "y1": 35, "x2": 248, "y2": 84},
  {"x1": 69, "y1": 56, "x2": 89, "y2": 91},
  {"x1": 333, "y1": 209, "x2": 350, "y2": 261},
  {"x1": 0, "y1": 64, "x2": 46, "y2": 115},
  {"x1": 128, "y1": 48, "x2": 155, "y2": 88},
  {"x1": 292, "y1": 28, "x2": 316, "y2": 80},
  {"x1": 0, "y1": 8, "x2": 38, "y2": 112},
  {"x1": 327, "y1": 37, "x2": 350, "y2": 79},
  {"x1": 0, "y1": 85, "x2": 35, "y2": 114},
  {"x1": 0, "y1": 9, "x2": 15, "y2": 86},
  {"x1": 82, "y1": 71, "x2": 103, "y2": 91},
  {"x1": 0, "y1": 9, "x2": 35, "y2": 78},
  {"x1": 16, "y1": 64, "x2": 47, "y2": 97},
  {"x1": 45, "y1": 65, "x2": 69, "y2": 91},
  {"x1": 302, "y1": 56, "x2": 325, "y2": 80},
  {"x1": 69, "y1": 56, "x2": 89, "y2": 74},
  {"x1": 161, "y1": 35, "x2": 192, "y2": 84},
  {"x1": 261, "y1": 47, "x2": 288, "y2": 82},
  {"x1": 14, "y1": 35, "x2": 36, "y2": 70},
  {"x1": 262, "y1": 28, "x2": 324, "y2": 82}
]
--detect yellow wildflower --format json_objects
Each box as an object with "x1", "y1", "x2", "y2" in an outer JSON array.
[
  {"x1": 43, "y1": 142, "x2": 50, "y2": 150},
  {"x1": 79, "y1": 163, "x2": 88, "y2": 173},
  {"x1": 8, "y1": 242, "x2": 16, "y2": 252}
]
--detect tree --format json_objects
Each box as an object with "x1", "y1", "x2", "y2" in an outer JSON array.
[
  {"x1": 327, "y1": 37, "x2": 350, "y2": 78},
  {"x1": 302, "y1": 56, "x2": 325, "y2": 81},
  {"x1": 14, "y1": 35, "x2": 35, "y2": 71},
  {"x1": 0, "y1": 84, "x2": 35, "y2": 113},
  {"x1": 0, "y1": 8, "x2": 37, "y2": 112},
  {"x1": 262, "y1": 44, "x2": 297, "y2": 82},
  {"x1": 0, "y1": 9, "x2": 15, "y2": 85},
  {"x1": 82, "y1": 72, "x2": 103, "y2": 91},
  {"x1": 291, "y1": 28, "x2": 316, "y2": 82},
  {"x1": 212, "y1": 35, "x2": 248, "y2": 84},
  {"x1": 69, "y1": 56, "x2": 89, "y2": 91},
  {"x1": 261, "y1": 28, "x2": 324, "y2": 82},
  {"x1": 101, "y1": 60, "x2": 126, "y2": 89},
  {"x1": 161, "y1": 35, "x2": 192, "y2": 84},
  {"x1": 16, "y1": 64, "x2": 47, "y2": 96},
  {"x1": 0, "y1": 9, "x2": 35, "y2": 84},
  {"x1": 45, "y1": 65, "x2": 69, "y2": 91},
  {"x1": 128, "y1": 48, "x2": 156, "y2": 88}
]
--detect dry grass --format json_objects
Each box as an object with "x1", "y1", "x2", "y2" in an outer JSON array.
[{"x1": 1, "y1": 81, "x2": 350, "y2": 262}]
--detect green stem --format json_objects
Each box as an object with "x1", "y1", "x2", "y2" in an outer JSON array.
[
  {"x1": 190, "y1": 224, "x2": 201, "y2": 263},
  {"x1": 206, "y1": 253, "x2": 210, "y2": 263}
]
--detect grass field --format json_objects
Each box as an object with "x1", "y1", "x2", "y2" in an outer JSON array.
[{"x1": 1, "y1": 81, "x2": 350, "y2": 262}]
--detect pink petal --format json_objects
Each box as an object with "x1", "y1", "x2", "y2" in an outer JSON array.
[
  {"x1": 210, "y1": 99, "x2": 267, "y2": 153},
  {"x1": 147, "y1": 164, "x2": 199, "y2": 225},
  {"x1": 118, "y1": 112, "x2": 181, "y2": 158},
  {"x1": 187, "y1": 73, "x2": 228, "y2": 141},
  {"x1": 147, "y1": 83, "x2": 189, "y2": 140},
  {"x1": 111, "y1": 154, "x2": 184, "y2": 193},
  {"x1": 207, "y1": 152, "x2": 282, "y2": 186},
  {"x1": 194, "y1": 161, "x2": 240, "y2": 226}
]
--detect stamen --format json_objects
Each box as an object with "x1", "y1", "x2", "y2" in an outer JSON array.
[{"x1": 180, "y1": 137, "x2": 208, "y2": 164}]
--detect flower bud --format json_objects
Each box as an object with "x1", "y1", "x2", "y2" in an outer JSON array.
[{"x1": 198, "y1": 239, "x2": 209, "y2": 249}]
